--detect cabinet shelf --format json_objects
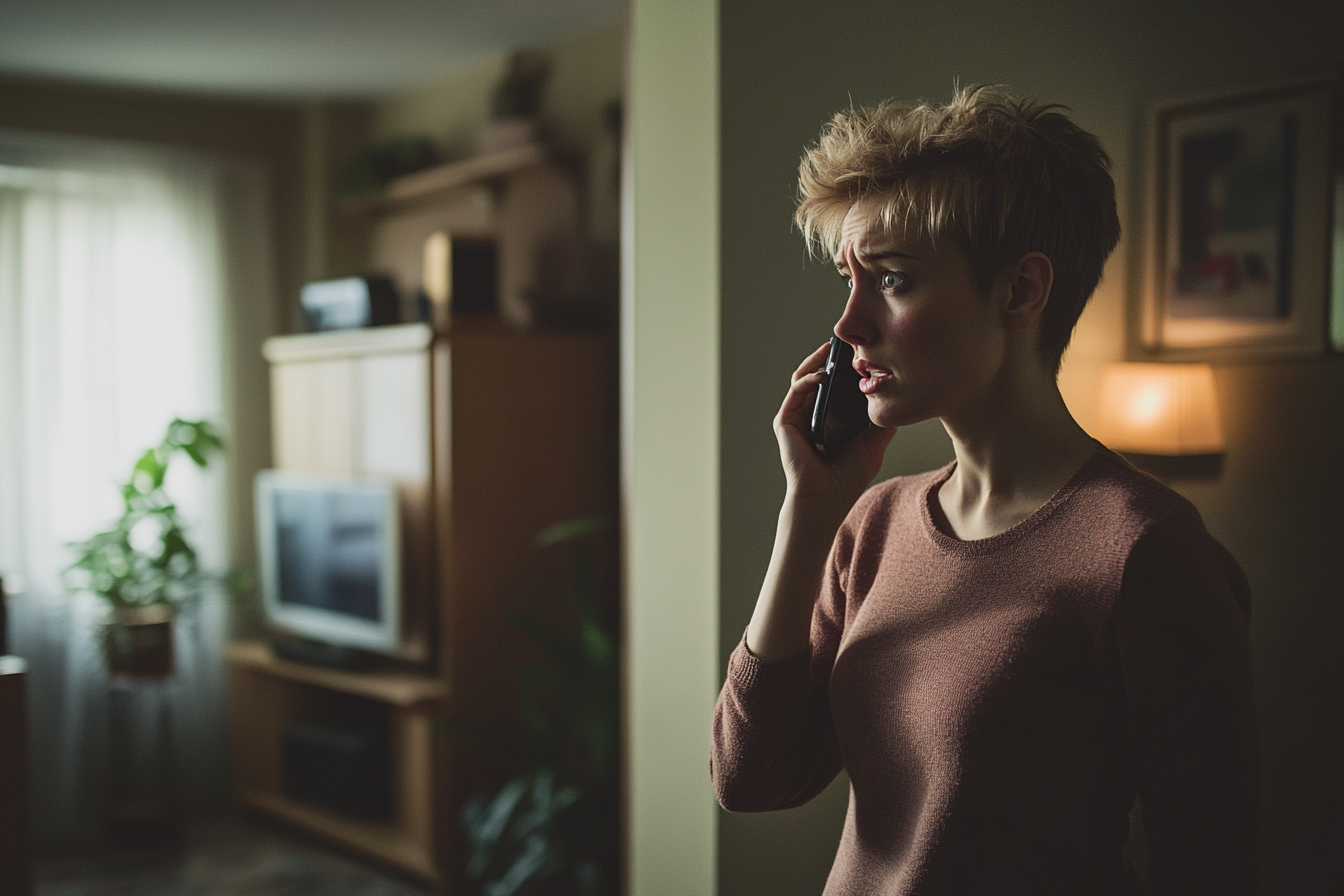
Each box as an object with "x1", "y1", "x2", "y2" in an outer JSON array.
[
  {"x1": 238, "y1": 787, "x2": 439, "y2": 882},
  {"x1": 340, "y1": 143, "x2": 546, "y2": 215},
  {"x1": 225, "y1": 641, "x2": 447, "y2": 708},
  {"x1": 228, "y1": 641, "x2": 443, "y2": 884}
]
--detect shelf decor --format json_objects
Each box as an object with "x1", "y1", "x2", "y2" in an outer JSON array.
[{"x1": 1140, "y1": 73, "x2": 1338, "y2": 358}]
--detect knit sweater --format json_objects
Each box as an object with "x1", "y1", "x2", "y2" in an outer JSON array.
[{"x1": 711, "y1": 446, "x2": 1258, "y2": 895}]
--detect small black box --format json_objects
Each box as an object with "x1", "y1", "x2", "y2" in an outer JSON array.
[
  {"x1": 281, "y1": 719, "x2": 391, "y2": 820},
  {"x1": 301, "y1": 276, "x2": 400, "y2": 331},
  {"x1": 450, "y1": 239, "x2": 497, "y2": 316}
]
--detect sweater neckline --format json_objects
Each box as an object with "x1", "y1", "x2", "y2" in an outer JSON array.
[{"x1": 920, "y1": 442, "x2": 1107, "y2": 556}]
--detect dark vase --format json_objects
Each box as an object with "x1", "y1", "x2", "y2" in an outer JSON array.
[{"x1": 103, "y1": 604, "x2": 175, "y2": 679}]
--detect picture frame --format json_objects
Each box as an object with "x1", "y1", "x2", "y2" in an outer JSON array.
[{"x1": 1140, "y1": 73, "x2": 1339, "y2": 358}]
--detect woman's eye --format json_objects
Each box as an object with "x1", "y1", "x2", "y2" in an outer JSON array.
[{"x1": 881, "y1": 271, "x2": 906, "y2": 290}]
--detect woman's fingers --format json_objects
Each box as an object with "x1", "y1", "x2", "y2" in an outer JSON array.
[
  {"x1": 778, "y1": 343, "x2": 831, "y2": 425},
  {"x1": 790, "y1": 342, "x2": 832, "y2": 383}
]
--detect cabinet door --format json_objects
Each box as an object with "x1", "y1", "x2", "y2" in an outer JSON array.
[
  {"x1": 358, "y1": 352, "x2": 430, "y2": 481},
  {"x1": 270, "y1": 351, "x2": 430, "y2": 482},
  {"x1": 271, "y1": 357, "x2": 357, "y2": 474}
]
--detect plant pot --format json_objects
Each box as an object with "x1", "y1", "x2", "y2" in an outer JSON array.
[{"x1": 104, "y1": 604, "x2": 175, "y2": 679}]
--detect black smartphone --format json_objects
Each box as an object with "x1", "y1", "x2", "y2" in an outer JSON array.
[{"x1": 810, "y1": 336, "x2": 870, "y2": 458}]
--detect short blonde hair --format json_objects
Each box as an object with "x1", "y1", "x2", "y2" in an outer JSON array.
[{"x1": 795, "y1": 85, "x2": 1120, "y2": 373}]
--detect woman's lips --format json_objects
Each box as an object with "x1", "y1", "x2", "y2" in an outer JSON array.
[{"x1": 854, "y1": 359, "x2": 891, "y2": 395}]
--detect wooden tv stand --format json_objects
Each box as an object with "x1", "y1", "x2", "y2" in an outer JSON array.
[
  {"x1": 228, "y1": 319, "x2": 617, "y2": 886},
  {"x1": 226, "y1": 641, "x2": 448, "y2": 881}
]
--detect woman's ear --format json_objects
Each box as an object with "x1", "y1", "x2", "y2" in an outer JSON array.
[{"x1": 1002, "y1": 252, "x2": 1053, "y2": 330}]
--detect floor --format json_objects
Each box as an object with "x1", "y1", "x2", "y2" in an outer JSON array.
[{"x1": 34, "y1": 811, "x2": 434, "y2": 896}]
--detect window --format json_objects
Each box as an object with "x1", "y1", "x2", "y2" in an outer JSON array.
[{"x1": 0, "y1": 129, "x2": 268, "y2": 835}]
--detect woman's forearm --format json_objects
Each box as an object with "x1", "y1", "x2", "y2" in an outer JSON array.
[{"x1": 745, "y1": 494, "x2": 850, "y2": 663}]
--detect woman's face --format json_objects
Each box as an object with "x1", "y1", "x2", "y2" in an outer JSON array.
[{"x1": 832, "y1": 199, "x2": 1008, "y2": 430}]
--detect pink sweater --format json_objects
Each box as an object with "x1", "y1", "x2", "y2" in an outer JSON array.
[{"x1": 712, "y1": 447, "x2": 1258, "y2": 895}]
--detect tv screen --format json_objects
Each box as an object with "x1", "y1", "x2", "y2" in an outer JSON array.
[{"x1": 255, "y1": 471, "x2": 400, "y2": 655}]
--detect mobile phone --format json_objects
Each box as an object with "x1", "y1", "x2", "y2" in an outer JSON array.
[{"x1": 810, "y1": 336, "x2": 870, "y2": 458}]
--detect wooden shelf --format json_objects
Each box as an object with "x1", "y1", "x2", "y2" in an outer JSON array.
[
  {"x1": 224, "y1": 641, "x2": 447, "y2": 708},
  {"x1": 238, "y1": 787, "x2": 439, "y2": 883},
  {"x1": 341, "y1": 143, "x2": 547, "y2": 215}
]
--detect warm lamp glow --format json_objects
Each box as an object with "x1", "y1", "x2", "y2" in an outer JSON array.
[{"x1": 1094, "y1": 362, "x2": 1225, "y2": 455}]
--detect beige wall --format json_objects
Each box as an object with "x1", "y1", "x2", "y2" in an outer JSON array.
[
  {"x1": 623, "y1": 0, "x2": 720, "y2": 893},
  {"x1": 716, "y1": 1, "x2": 1344, "y2": 894}
]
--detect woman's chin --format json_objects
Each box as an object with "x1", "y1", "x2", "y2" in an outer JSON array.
[{"x1": 867, "y1": 399, "x2": 933, "y2": 430}]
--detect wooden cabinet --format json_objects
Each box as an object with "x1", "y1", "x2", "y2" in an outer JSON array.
[{"x1": 227, "y1": 318, "x2": 617, "y2": 886}]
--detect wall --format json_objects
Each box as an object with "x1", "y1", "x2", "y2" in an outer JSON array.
[
  {"x1": 716, "y1": 1, "x2": 1344, "y2": 894},
  {"x1": 623, "y1": 0, "x2": 720, "y2": 894},
  {"x1": 303, "y1": 100, "x2": 377, "y2": 291}
]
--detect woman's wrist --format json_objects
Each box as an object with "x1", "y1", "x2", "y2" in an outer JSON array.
[{"x1": 780, "y1": 486, "x2": 857, "y2": 539}]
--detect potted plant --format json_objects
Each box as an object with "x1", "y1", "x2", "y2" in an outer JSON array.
[
  {"x1": 64, "y1": 418, "x2": 224, "y2": 678},
  {"x1": 447, "y1": 516, "x2": 619, "y2": 896},
  {"x1": 476, "y1": 50, "x2": 552, "y2": 154}
]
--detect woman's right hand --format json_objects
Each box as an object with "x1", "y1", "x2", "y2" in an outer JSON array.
[
  {"x1": 745, "y1": 343, "x2": 898, "y2": 663},
  {"x1": 774, "y1": 342, "x2": 898, "y2": 515}
]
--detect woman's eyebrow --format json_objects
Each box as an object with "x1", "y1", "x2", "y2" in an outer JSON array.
[
  {"x1": 834, "y1": 249, "x2": 920, "y2": 271},
  {"x1": 861, "y1": 249, "x2": 920, "y2": 263}
]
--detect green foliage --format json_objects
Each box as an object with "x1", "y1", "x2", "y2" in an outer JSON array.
[
  {"x1": 63, "y1": 418, "x2": 224, "y2": 610},
  {"x1": 451, "y1": 516, "x2": 618, "y2": 896},
  {"x1": 490, "y1": 51, "x2": 551, "y2": 121},
  {"x1": 462, "y1": 769, "x2": 579, "y2": 896}
]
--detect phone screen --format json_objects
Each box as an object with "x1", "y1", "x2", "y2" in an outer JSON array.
[{"x1": 810, "y1": 336, "x2": 870, "y2": 458}]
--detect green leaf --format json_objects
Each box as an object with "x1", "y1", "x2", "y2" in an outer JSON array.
[
  {"x1": 64, "y1": 416, "x2": 224, "y2": 609},
  {"x1": 168, "y1": 418, "x2": 223, "y2": 468},
  {"x1": 132, "y1": 449, "x2": 165, "y2": 493},
  {"x1": 534, "y1": 516, "x2": 608, "y2": 550}
]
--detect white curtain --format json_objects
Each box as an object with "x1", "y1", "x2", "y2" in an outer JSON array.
[{"x1": 0, "y1": 129, "x2": 267, "y2": 840}]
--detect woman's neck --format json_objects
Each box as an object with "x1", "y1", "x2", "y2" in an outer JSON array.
[{"x1": 936, "y1": 373, "x2": 1097, "y2": 541}]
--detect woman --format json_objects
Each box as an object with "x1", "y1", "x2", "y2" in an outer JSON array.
[{"x1": 711, "y1": 86, "x2": 1258, "y2": 895}]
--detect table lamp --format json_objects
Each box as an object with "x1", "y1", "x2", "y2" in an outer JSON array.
[{"x1": 1093, "y1": 362, "x2": 1225, "y2": 457}]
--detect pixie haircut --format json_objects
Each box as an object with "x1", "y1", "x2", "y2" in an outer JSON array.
[{"x1": 796, "y1": 85, "x2": 1121, "y2": 373}]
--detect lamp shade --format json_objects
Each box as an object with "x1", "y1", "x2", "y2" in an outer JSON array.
[{"x1": 1093, "y1": 362, "x2": 1225, "y2": 455}]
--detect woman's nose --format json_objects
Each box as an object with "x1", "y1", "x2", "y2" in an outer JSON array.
[{"x1": 834, "y1": 273, "x2": 872, "y2": 348}]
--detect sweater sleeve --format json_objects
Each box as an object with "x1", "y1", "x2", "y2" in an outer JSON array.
[
  {"x1": 1114, "y1": 518, "x2": 1259, "y2": 896},
  {"x1": 709, "y1": 533, "x2": 850, "y2": 813}
]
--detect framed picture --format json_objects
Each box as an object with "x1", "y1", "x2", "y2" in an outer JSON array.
[{"x1": 1140, "y1": 73, "x2": 1338, "y2": 358}]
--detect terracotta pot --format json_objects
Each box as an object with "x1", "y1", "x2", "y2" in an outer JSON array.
[{"x1": 104, "y1": 604, "x2": 175, "y2": 679}]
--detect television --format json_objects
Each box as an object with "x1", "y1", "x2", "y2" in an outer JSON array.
[{"x1": 255, "y1": 471, "x2": 402, "y2": 659}]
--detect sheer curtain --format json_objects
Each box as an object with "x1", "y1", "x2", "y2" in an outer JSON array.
[{"x1": 0, "y1": 129, "x2": 268, "y2": 840}]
